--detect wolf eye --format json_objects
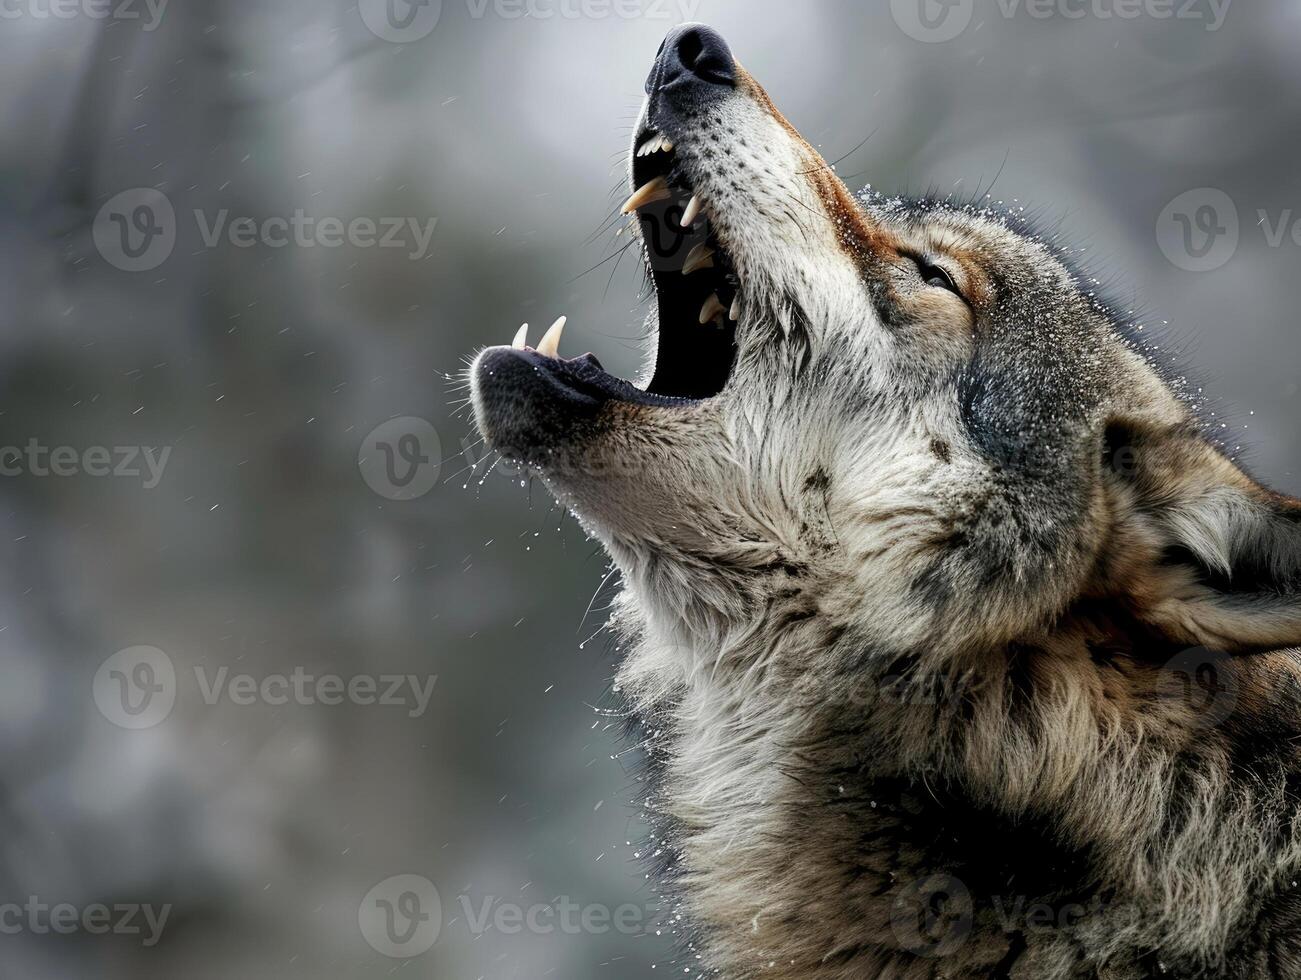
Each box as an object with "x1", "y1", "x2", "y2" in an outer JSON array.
[{"x1": 917, "y1": 259, "x2": 958, "y2": 294}]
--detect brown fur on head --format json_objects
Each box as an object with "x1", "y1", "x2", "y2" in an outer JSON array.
[{"x1": 471, "y1": 23, "x2": 1301, "y2": 978}]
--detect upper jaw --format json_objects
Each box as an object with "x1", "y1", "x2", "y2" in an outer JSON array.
[{"x1": 617, "y1": 97, "x2": 743, "y2": 399}]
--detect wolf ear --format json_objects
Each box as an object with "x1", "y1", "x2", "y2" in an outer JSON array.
[{"x1": 1100, "y1": 420, "x2": 1301, "y2": 654}]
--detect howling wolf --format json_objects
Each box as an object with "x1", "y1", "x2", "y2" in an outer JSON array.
[{"x1": 470, "y1": 23, "x2": 1301, "y2": 979}]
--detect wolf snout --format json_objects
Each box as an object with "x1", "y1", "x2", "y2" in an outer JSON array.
[{"x1": 645, "y1": 23, "x2": 737, "y2": 96}]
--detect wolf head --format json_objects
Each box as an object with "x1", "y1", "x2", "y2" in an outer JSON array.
[{"x1": 472, "y1": 24, "x2": 1301, "y2": 679}]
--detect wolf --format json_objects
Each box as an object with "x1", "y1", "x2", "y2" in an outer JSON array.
[{"x1": 469, "y1": 24, "x2": 1301, "y2": 979}]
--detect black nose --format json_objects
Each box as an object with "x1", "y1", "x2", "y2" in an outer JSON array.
[{"x1": 646, "y1": 23, "x2": 736, "y2": 95}]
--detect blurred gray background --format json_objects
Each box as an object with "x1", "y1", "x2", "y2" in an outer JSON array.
[{"x1": 0, "y1": 0, "x2": 1297, "y2": 976}]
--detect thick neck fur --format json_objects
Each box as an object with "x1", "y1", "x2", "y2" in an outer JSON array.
[{"x1": 613, "y1": 583, "x2": 1301, "y2": 979}]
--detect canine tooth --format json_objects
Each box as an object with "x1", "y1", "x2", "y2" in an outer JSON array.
[
  {"x1": 699, "y1": 294, "x2": 727, "y2": 325},
  {"x1": 682, "y1": 244, "x2": 716, "y2": 275},
  {"x1": 512, "y1": 324, "x2": 529, "y2": 350},
  {"x1": 536, "y1": 316, "x2": 567, "y2": 358},
  {"x1": 681, "y1": 194, "x2": 704, "y2": 228},
  {"x1": 730, "y1": 296, "x2": 741, "y2": 321},
  {"x1": 621, "y1": 177, "x2": 671, "y2": 213}
]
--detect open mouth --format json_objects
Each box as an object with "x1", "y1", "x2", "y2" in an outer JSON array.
[
  {"x1": 487, "y1": 125, "x2": 742, "y2": 412},
  {"x1": 624, "y1": 126, "x2": 741, "y2": 401}
]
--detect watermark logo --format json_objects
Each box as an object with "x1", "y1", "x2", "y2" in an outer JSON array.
[
  {"x1": 464, "y1": 0, "x2": 705, "y2": 21},
  {"x1": 0, "y1": 0, "x2": 169, "y2": 30},
  {"x1": 638, "y1": 205, "x2": 713, "y2": 277},
  {"x1": 894, "y1": 0, "x2": 1232, "y2": 42},
  {"x1": 193, "y1": 210, "x2": 438, "y2": 260},
  {"x1": 361, "y1": 0, "x2": 707, "y2": 43},
  {"x1": 997, "y1": 0, "x2": 1231, "y2": 29},
  {"x1": 1158, "y1": 646, "x2": 1238, "y2": 730},
  {"x1": 95, "y1": 650, "x2": 438, "y2": 729},
  {"x1": 359, "y1": 875, "x2": 442, "y2": 958},
  {"x1": 194, "y1": 667, "x2": 437, "y2": 718},
  {"x1": 93, "y1": 188, "x2": 177, "y2": 273},
  {"x1": 358, "y1": 876, "x2": 660, "y2": 957},
  {"x1": 457, "y1": 893, "x2": 654, "y2": 936},
  {"x1": 1159, "y1": 188, "x2": 1301, "y2": 272},
  {"x1": 0, "y1": 442, "x2": 171, "y2": 488},
  {"x1": 891, "y1": 875, "x2": 1119, "y2": 956},
  {"x1": 360, "y1": 0, "x2": 442, "y2": 42},
  {"x1": 93, "y1": 646, "x2": 177, "y2": 730},
  {"x1": 1157, "y1": 187, "x2": 1240, "y2": 272},
  {"x1": 890, "y1": 874, "x2": 974, "y2": 958},
  {"x1": 891, "y1": 0, "x2": 974, "y2": 43},
  {"x1": 94, "y1": 189, "x2": 439, "y2": 272},
  {"x1": 0, "y1": 898, "x2": 170, "y2": 947},
  {"x1": 359, "y1": 417, "x2": 443, "y2": 501},
  {"x1": 845, "y1": 669, "x2": 973, "y2": 712}
]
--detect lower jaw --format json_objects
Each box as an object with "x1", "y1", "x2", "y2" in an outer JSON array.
[{"x1": 471, "y1": 347, "x2": 674, "y2": 472}]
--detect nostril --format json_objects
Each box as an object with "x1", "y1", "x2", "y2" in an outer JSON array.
[
  {"x1": 678, "y1": 28, "x2": 705, "y2": 71},
  {"x1": 646, "y1": 24, "x2": 736, "y2": 95},
  {"x1": 666, "y1": 24, "x2": 736, "y2": 88}
]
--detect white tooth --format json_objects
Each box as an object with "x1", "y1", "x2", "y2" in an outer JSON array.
[
  {"x1": 681, "y1": 194, "x2": 704, "y2": 228},
  {"x1": 621, "y1": 176, "x2": 671, "y2": 214},
  {"x1": 699, "y1": 294, "x2": 727, "y2": 326},
  {"x1": 512, "y1": 324, "x2": 529, "y2": 350},
  {"x1": 636, "y1": 134, "x2": 673, "y2": 157},
  {"x1": 536, "y1": 316, "x2": 567, "y2": 358},
  {"x1": 730, "y1": 296, "x2": 741, "y2": 321},
  {"x1": 637, "y1": 133, "x2": 667, "y2": 157},
  {"x1": 682, "y1": 243, "x2": 715, "y2": 275}
]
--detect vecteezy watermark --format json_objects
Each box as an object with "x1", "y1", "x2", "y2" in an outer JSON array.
[
  {"x1": 0, "y1": 898, "x2": 171, "y2": 947},
  {"x1": 845, "y1": 669, "x2": 974, "y2": 712},
  {"x1": 192, "y1": 211, "x2": 437, "y2": 260},
  {"x1": 359, "y1": 418, "x2": 443, "y2": 501},
  {"x1": 0, "y1": 441, "x2": 171, "y2": 488},
  {"x1": 0, "y1": 0, "x2": 169, "y2": 30},
  {"x1": 93, "y1": 189, "x2": 439, "y2": 273},
  {"x1": 193, "y1": 667, "x2": 437, "y2": 718},
  {"x1": 358, "y1": 875, "x2": 656, "y2": 958},
  {"x1": 365, "y1": 417, "x2": 656, "y2": 498},
  {"x1": 93, "y1": 647, "x2": 177, "y2": 730},
  {"x1": 359, "y1": 876, "x2": 442, "y2": 958},
  {"x1": 1157, "y1": 188, "x2": 1301, "y2": 272},
  {"x1": 1155, "y1": 646, "x2": 1238, "y2": 730},
  {"x1": 892, "y1": 875, "x2": 1114, "y2": 958},
  {"x1": 359, "y1": 0, "x2": 442, "y2": 41},
  {"x1": 890, "y1": 0, "x2": 976, "y2": 43},
  {"x1": 360, "y1": 0, "x2": 705, "y2": 44},
  {"x1": 457, "y1": 893, "x2": 654, "y2": 937},
  {"x1": 93, "y1": 647, "x2": 439, "y2": 729},
  {"x1": 890, "y1": 874, "x2": 974, "y2": 958},
  {"x1": 892, "y1": 0, "x2": 1232, "y2": 43},
  {"x1": 1157, "y1": 188, "x2": 1240, "y2": 272},
  {"x1": 93, "y1": 189, "x2": 177, "y2": 274}
]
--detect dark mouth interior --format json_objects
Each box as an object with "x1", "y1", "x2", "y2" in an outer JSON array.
[{"x1": 632, "y1": 134, "x2": 739, "y2": 401}]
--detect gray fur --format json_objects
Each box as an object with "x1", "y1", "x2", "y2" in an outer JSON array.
[{"x1": 470, "y1": 33, "x2": 1301, "y2": 980}]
